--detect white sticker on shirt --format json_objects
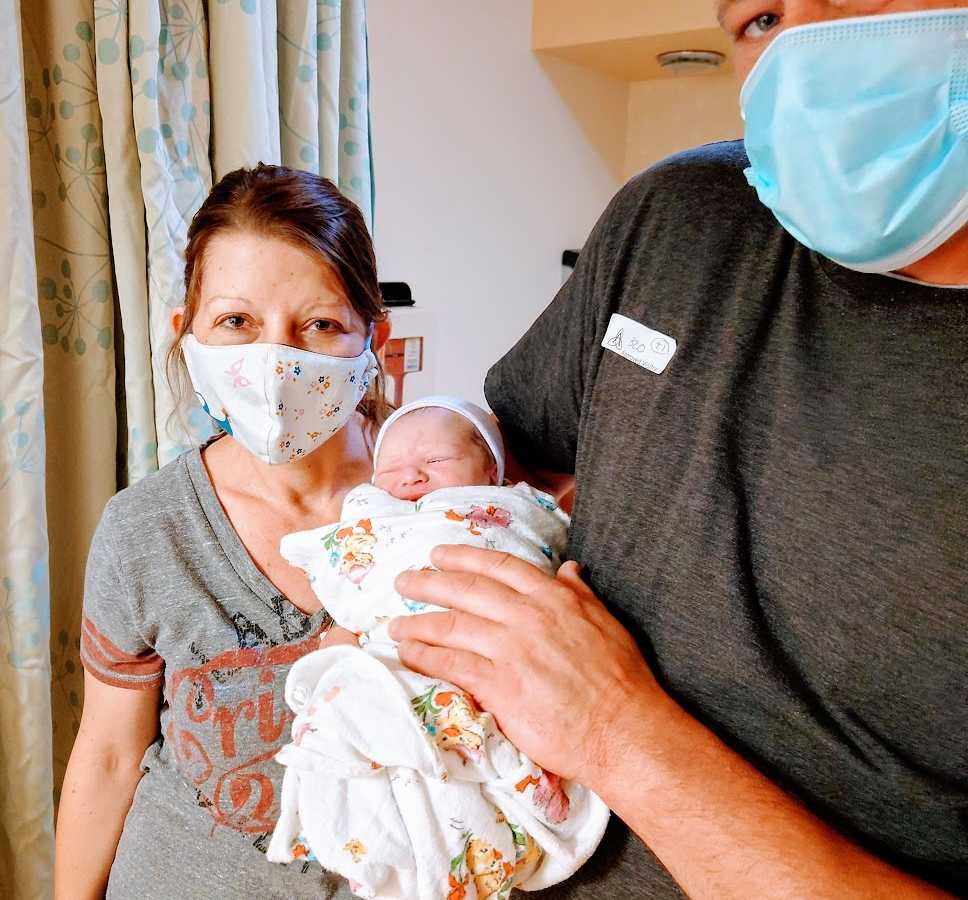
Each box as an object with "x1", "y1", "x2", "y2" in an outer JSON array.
[{"x1": 601, "y1": 313, "x2": 677, "y2": 374}]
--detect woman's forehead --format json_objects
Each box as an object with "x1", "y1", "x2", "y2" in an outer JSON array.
[
  {"x1": 199, "y1": 230, "x2": 359, "y2": 316},
  {"x1": 202, "y1": 231, "x2": 345, "y2": 290},
  {"x1": 204, "y1": 230, "x2": 330, "y2": 277}
]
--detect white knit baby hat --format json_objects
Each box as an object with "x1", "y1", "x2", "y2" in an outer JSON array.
[{"x1": 373, "y1": 395, "x2": 506, "y2": 485}]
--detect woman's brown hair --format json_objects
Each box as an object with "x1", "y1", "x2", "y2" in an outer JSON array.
[{"x1": 167, "y1": 163, "x2": 391, "y2": 433}]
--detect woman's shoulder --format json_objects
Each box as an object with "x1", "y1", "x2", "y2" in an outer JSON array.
[{"x1": 99, "y1": 448, "x2": 202, "y2": 534}]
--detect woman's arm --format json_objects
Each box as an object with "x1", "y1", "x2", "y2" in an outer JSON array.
[
  {"x1": 390, "y1": 546, "x2": 952, "y2": 900},
  {"x1": 55, "y1": 672, "x2": 161, "y2": 900}
]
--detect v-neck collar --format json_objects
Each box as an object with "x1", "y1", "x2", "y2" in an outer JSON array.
[{"x1": 183, "y1": 446, "x2": 329, "y2": 630}]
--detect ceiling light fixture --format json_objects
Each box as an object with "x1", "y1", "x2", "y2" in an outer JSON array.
[{"x1": 656, "y1": 50, "x2": 726, "y2": 75}]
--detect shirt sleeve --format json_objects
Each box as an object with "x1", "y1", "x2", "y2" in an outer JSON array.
[
  {"x1": 484, "y1": 194, "x2": 617, "y2": 474},
  {"x1": 79, "y1": 498, "x2": 164, "y2": 691}
]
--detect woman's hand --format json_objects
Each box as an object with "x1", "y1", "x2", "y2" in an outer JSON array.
[
  {"x1": 390, "y1": 545, "x2": 670, "y2": 787},
  {"x1": 319, "y1": 624, "x2": 360, "y2": 649}
]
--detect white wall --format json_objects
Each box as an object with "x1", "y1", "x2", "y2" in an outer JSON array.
[
  {"x1": 624, "y1": 74, "x2": 743, "y2": 180},
  {"x1": 367, "y1": 1, "x2": 627, "y2": 406}
]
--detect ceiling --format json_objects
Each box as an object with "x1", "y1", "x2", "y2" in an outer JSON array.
[{"x1": 532, "y1": 0, "x2": 735, "y2": 81}]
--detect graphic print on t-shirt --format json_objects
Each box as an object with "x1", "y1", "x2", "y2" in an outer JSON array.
[{"x1": 164, "y1": 622, "x2": 327, "y2": 836}]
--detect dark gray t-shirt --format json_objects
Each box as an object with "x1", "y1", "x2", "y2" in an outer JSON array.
[
  {"x1": 81, "y1": 447, "x2": 356, "y2": 899},
  {"x1": 485, "y1": 141, "x2": 967, "y2": 898}
]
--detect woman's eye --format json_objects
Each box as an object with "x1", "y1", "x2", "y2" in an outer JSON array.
[
  {"x1": 308, "y1": 319, "x2": 336, "y2": 332},
  {"x1": 220, "y1": 315, "x2": 247, "y2": 329},
  {"x1": 743, "y1": 12, "x2": 781, "y2": 39}
]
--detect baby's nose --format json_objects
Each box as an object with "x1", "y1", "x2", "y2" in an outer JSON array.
[{"x1": 400, "y1": 467, "x2": 428, "y2": 485}]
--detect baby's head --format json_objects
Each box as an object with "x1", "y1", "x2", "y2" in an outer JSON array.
[{"x1": 372, "y1": 397, "x2": 505, "y2": 501}]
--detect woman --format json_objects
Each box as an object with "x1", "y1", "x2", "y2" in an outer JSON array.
[{"x1": 55, "y1": 165, "x2": 390, "y2": 899}]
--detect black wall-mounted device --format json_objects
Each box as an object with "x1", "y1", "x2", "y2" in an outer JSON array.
[{"x1": 379, "y1": 282, "x2": 414, "y2": 307}]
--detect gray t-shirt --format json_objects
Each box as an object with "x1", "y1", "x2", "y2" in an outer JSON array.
[
  {"x1": 486, "y1": 141, "x2": 967, "y2": 897},
  {"x1": 80, "y1": 446, "x2": 356, "y2": 899}
]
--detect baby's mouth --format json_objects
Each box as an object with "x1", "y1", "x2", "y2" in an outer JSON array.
[{"x1": 394, "y1": 485, "x2": 431, "y2": 501}]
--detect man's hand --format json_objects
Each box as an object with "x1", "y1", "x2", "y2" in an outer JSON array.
[
  {"x1": 389, "y1": 545, "x2": 952, "y2": 899},
  {"x1": 390, "y1": 544, "x2": 668, "y2": 785}
]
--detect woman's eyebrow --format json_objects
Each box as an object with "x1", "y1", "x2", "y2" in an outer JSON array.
[{"x1": 299, "y1": 294, "x2": 351, "y2": 312}]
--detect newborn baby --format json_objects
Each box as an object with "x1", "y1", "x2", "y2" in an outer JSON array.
[
  {"x1": 267, "y1": 397, "x2": 609, "y2": 900},
  {"x1": 374, "y1": 400, "x2": 500, "y2": 501}
]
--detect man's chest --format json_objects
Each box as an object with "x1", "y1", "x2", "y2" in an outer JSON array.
[{"x1": 569, "y1": 298, "x2": 967, "y2": 849}]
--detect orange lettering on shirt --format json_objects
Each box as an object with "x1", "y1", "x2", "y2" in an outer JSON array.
[
  {"x1": 257, "y1": 683, "x2": 290, "y2": 743},
  {"x1": 213, "y1": 699, "x2": 256, "y2": 759}
]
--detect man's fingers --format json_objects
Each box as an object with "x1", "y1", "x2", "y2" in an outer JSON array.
[
  {"x1": 555, "y1": 561, "x2": 626, "y2": 632},
  {"x1": 430, "y1": 544, "x2": 553, "y2": 595},
  {"x1": 389, "y1": 610, "x2": 508, "y2": 661},
  {"x1": 555, "y1": 561, "x2": 602, "y2": 606},
  {"x1": 394, "y1": 567, "x2": 521, "y2": 621},
  {"x1": 555, "y1": 560, "x2": 585, "y2": 589},
  {"x1": 396, "y1": 639, "x2": 495, "y2": 699}
]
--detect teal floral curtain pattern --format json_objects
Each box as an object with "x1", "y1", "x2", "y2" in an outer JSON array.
[
  {"x1": 0, "y1": 7, "x2": 54, "y2": 898},
  {"x1": 210, "y1": 0, "x2": 282, "y2": 176},
  {"x1": 95, "y1": 2, "x2": 158, "y2": 483},
  {"x1": 126, "y1": 0, "x2": 215, "y2": 463},
  {"x1": 2, "y1": 2, "x2": 373, "y2": 897},
  {"x1": 20, "y1": 0, "x2": 121, "y2": 838},
  {"x1": 278, "y1": 0, "x2": 374, "y2": 225}
]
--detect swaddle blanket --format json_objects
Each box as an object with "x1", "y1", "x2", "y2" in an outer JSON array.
[
  {"x1": 281, "y1": 482, "x2": 569, "y2": 637},
  {"x1": 267, "y1": 483, "x2": 610, "y2": 899}
]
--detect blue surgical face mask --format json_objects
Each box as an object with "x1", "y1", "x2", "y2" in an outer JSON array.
[{"x1": 741, "y1": 9, "x2": 968, "y2": 274}]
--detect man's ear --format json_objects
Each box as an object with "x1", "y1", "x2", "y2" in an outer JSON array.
[
  {"x1": 171, "y1": 306, "x2": 185, "y2": 337},
  {"x1": 373, "y1": 317, "x2": 391, "y2": 352}
]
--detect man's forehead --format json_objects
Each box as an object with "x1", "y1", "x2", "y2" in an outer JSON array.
[{"x1": 715, "y1": 0, "x2": 739, "y2": 27}]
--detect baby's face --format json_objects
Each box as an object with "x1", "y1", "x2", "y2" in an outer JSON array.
[{"x1": 374, "y1": 408, "x2": 496, "y2": 501}]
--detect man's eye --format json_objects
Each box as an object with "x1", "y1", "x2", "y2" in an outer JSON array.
[
  {"x1": 743, "y1": 12, "x2": 781, "y2": 39},
  {"x1": 309, "y1": 319, "x2": 336, "y2": 332}
]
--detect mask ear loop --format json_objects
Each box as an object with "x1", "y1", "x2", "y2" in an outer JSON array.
[{"x1": 363, "y1": 323, "x2": 382, "y2": 480}]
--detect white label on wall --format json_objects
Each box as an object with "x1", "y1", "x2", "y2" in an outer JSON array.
[
  {"x1": 601, "y1": 313, "x2": 677, "y2": 374},
  {"x1": 403, "y1": 336, "x2": 423, "y2": 373}
]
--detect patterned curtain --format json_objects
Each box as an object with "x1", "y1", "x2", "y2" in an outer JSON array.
[{"x1": 0, "y1": 2, "x2": 373, "y2": 897}]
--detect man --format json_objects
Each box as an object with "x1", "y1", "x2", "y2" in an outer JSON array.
[{"x1": 392, "y1": 2, "x2": 967, "y2": 896}]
